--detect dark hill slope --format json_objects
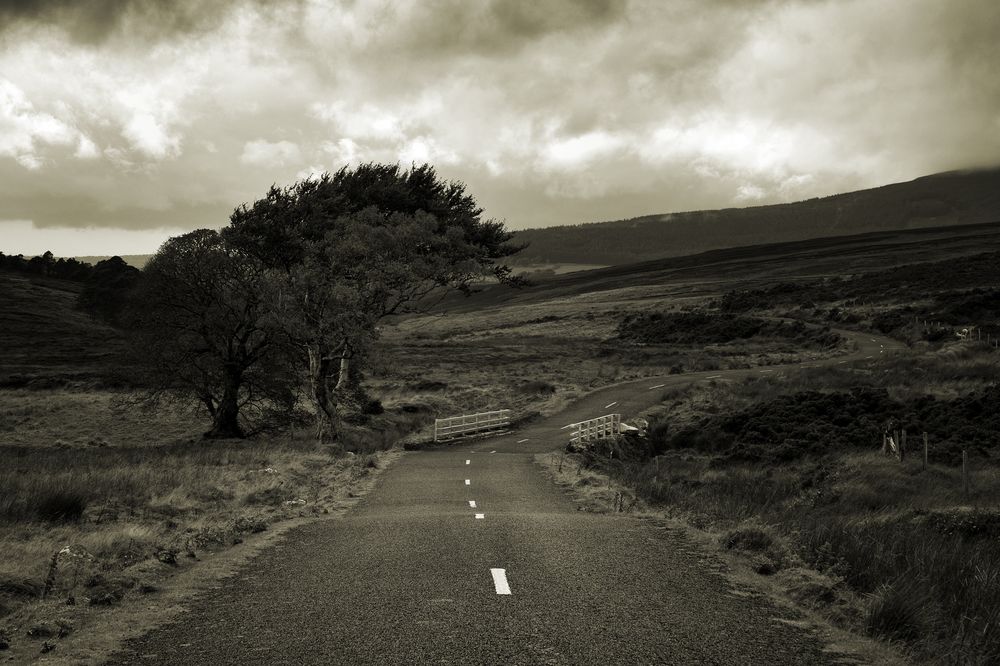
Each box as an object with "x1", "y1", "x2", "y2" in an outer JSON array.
[
  {"x1": 447, "y1": 220, "x2": 1000, "y2": 312},
  {"x1": 0, "y1": 271, "x2": 124, "y2": 386},
  {"x1": 512, "y1": 168, "x2": 1000, "y2": 265}
]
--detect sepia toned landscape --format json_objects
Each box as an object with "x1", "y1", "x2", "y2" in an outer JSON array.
[{"x1": 2, "y1": 1, "x2": 1000, "y2": 665}]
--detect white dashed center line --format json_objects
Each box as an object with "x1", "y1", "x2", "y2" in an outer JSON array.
[
  {"x1": 706, "y1": 375, "x2": 721, "y2": 379},
  {"x1": 469, "y1": 501, "x2": 477, "y2": 508},
  {"x1": 649, "y1": 384, "x2": 665, "y2": 389},
  {"x1": 516, "y1": 438, "x2": 529, "y2": 443},
  {"x1": 490, "y1": 568, "x2": 511, "y2": 595},
  {"x1": 604, "y1": 401, "x2": 618, "y2": 409},
  {"x1": 490, "y1": 450, "x2": 496, "y2": 454},
  {"x1": 475, "y1": 513, "x2": 485, "y2": 519},
  {"x1": 465, "y1": 479, "x2": 471, "y2": 485}
]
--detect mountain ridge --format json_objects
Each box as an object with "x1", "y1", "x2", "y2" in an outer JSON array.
[{"x1": 510, "y1": 167, "x2": 1000, "y2": 265}]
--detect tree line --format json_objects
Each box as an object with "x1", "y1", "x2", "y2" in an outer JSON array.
[
  {"x1": 0, "y1": 251, "x2": 141, "y2": 325},
  {"x1": 110, "y1": 163, "x2": 520, "y2": 441}
]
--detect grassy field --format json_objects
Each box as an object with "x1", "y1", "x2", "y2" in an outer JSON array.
[{"x1": 382, "y1": 225, "x2": 1000, "y2": 664}]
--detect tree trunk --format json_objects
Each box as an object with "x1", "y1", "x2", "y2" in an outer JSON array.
[
  {"x1": 205, "y1": 365, "x2": 245, "y2": 438},
  {"x1": 335, "y1": 349, "x2": 351, "y2": 391},
  {"x1": 309, "y1": 346, "x2": 337, "y2": 444}
]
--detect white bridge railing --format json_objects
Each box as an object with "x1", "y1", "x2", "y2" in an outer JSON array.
[
  {"x1": 569, "y1": 413, "x2": 621, "y2": 446},
  {"x1": 434, "y1": 409, "x2": 512, "y2": 442}
]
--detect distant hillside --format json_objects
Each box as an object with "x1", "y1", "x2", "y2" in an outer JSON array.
[
  {"x1": 447, "y1": 220, "x2": 1000, "y2": 313},
  {"x1": 0, "y1": 271, "x2": 125, "y2": 386},
  {"x1": 512, "y1": 168, "x2": 1000, "y2": 265},
  {"x1": 74, "y1": 254, "x2": 151, "y2": 269}
]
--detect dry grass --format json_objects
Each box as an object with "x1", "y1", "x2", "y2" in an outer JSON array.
[
  {"x1": 0, "y1": 389, "x2": 199, "y2": 447},
  {"x1": 0, "y1": 386, "x2": 412, "y2": 657}
]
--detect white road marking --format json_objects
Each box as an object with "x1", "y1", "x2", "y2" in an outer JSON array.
[
  {"x1": 649, "y1": 384, "x2": 665, "y2": 389},
  {"x1": 560, "y1": 424, "x2": 573, "y2": 430},
  {"x1": 604, "y1": 401, "x2": 618, "y2": 408},
  {"x1": 865, "y1": 355, "x2": 873, "y2": 359},
  {"x1": 516, "y1": 438, "x2": 529, "y2": 443},
  {"x1": 490, "y1": 450, "x2": 496, "y2": 454},
  {"x1": 475, "y1": 513, "x2": 485, "y2": 519},
  {"x1": 838, "y1": 361, "x2": 847, "y2": 364},
  {"x1": 706, "y1": 375, "x2": 721, "y2": 379},
  {"x1": 490, "y1": 568, "x2": 511, "y2": 595},
  {"x1": 465, "y1": 479, "x2": 471, "y2": 485},
  {"x1": 759, "y1": 369, "x2": 773, "y2": 373},
  {"x1": 469, "y1": 501, "x2": 477, "y2": 508},
  {"x1": 466, "y1": 459, "x2": 471, "y2": 465}
]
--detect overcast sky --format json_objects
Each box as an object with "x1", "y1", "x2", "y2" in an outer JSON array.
[{"x1": 2, "y1": 0, "x2": 999, "y2": 256}]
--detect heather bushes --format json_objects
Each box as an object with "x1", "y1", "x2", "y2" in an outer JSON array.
[
  {"x1": 649, "y1": 385, "x2": 1000, "y2": 465},
  {"x1": 617, "y1": 310, "x2": 841, "y2": 348}
]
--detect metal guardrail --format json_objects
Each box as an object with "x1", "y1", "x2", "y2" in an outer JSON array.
[
  {"x1": 569, "y1": 413, "x2": 621, "y2": 446},
  {"x1": 434, "y1": 409, "x2": 512, "y2": 442}
]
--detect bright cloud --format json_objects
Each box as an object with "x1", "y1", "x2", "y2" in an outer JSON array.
[{"x1": 0, "y1": 79, "x2": 92, "y2": 170}]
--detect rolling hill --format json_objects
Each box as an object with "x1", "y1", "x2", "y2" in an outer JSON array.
[
  {"x1": 511, "y1": 168, "x2": 1000, "y2": 266},
  {"x1": 448, "y1": 220, "x2": 1000, "y2": 312},
  {"x1": 0, "y1": 271, "x2": 125, "y2": 386}
]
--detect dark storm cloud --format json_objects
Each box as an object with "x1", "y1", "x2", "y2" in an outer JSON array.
[
  {"x1": 383, "y1": 0, "x2": 628, "y2": 58},
  {"x1": 0, "y1": 0, "x2": 277, "y2": 43}
]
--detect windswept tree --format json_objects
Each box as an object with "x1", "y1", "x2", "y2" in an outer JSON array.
[
  {"x1": 124, "y1": 229, "x2": 295, "y2": 438},
  {"x1": 227, "y1": 163, "x2": 522, "y2": 442}
]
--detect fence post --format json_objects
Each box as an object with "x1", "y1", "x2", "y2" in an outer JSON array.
[{"x1": 963, "y1": 449, "x2": 969, "y2": 497}]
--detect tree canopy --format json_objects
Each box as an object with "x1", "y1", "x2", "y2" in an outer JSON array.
[{"x1": 125, "y1": 163, "x2": 522, "y2": 441}]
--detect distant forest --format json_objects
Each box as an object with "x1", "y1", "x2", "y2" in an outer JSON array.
[
  {"x1": 0, "y1": 251, "x2": 139, "y2": 324},
  {"x1": 511, "y1": 168, "x2": 1000, "y2": 266}
]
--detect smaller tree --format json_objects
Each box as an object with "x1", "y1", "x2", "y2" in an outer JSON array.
[
  {"x1": 123, "y1": 229, "x2": 294, "y2": 438},
  {"x1": 78, "y1": 256, "x2": 140, "y2": 325}
]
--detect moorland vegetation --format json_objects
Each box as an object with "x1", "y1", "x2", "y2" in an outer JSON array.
[{"x1": 545, "y1": 247, "x2": 1000, "y2": 664}]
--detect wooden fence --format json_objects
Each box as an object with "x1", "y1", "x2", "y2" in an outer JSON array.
[
  {"x1": 569, "y1": 413, "x2": 621, "y2": 446},
  {"x1": 434, "y1": 409, "x2": 512, "y2": 442}
]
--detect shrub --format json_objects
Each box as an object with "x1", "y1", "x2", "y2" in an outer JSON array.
[
  {"x1": 722, "y1": 526, "x2": 774, "y2": 552},
  {"x1": 617, "y1": 310, "x2": 841, "y2": 348},
  {"x1": 411, "y1": 380, "x2": 447, "y2": 391},
  {"x1": 362, "y1": 398, "x2": 384, "y2": 415},
  {"x1": 865, "y1": 581, "x2": 929, "y2": 642},
  {"x1": 35, "y1": 490, "x2": 88, "y2": 523},
  {"x1": 243, "y1": 486, "x2": 292, "y2": 506},
  {"x1": 516, "y1": 380, "x2": 556, "y2": 395}
]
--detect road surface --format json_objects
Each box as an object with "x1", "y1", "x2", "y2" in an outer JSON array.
[{"x1": 108, "y1": 330, "x2": 899, "y2": 664}]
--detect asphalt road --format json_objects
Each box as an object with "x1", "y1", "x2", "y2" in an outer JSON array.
[{"x1": 108, "y1": 330, "x2": 900, "y2": 665}]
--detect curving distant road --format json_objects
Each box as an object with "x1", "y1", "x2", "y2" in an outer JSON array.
[{"x1": 109, "y1": 329, "x2": 903, "y2": 665}]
